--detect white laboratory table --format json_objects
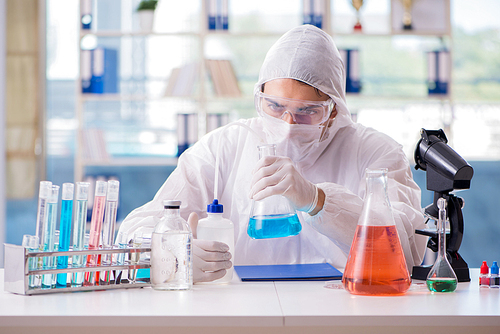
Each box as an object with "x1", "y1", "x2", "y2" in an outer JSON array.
[{"x1": 1, "y1": 269, "x2": 499, "y2": 334}]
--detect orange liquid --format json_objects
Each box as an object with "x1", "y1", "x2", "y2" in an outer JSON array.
[{"x1": 343, "y1": 225, "x2": 411, "y2": 296}]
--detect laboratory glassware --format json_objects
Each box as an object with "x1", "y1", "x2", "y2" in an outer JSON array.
[
  {"x1": 247, "y1": 144, "x2": 302, "y2": 239},
  {"x1": 343, "y1": 168, "x2": 411, "y2": 296},
  {"x1": 129, "y1": 230, "x2": 143, "y2": 284},
  {"x1": 35, "y1": 181, "x2": 52, "y2": 277},
  {"x1": 22, "y1": 235, "x2": 39, "y2": 289},
  {"x1": 100, "y1": 180, "x2": 120, "y2": 285},
  {"x1": 197, "y1": 199, "x2": 234, "y2": 284},
  {"x1": 151, "y1": 200, "x2": 193, "y2": 290},
  {"x1": 56, "y1": 183, "x2": 74, "y2": 288},
  {"x1": 71, "y1": 182, "x2": 90, "y2": 287},
  {"x1": 84, "y1": 180, "x2": 107, "y2": 286},
  {"x1": 42, "y1": 185, "x2": 60, "y2": 289},
  {"x1": 426, "y1": 197, "x2": 458, "y2": 293},
  {"x1": 113, "y1": 231, "x2": 128, "y2": 284}
]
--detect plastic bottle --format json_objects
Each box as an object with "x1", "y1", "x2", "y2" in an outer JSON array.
[
  {"x1": 343, "y1": 168, "x2": 411, "y2": 296},
  {"x1": 151, "y1": 200, "x2": 193, "y2": 290},
  {"x1": 197, "y1": 199, "x2": 234, "y2": 284},
  {"x1": 489, "y1": 261, "x2": 499, "y2": 288},
  {"x1": 479, "y1": 261, "x2": 490, "y2": 288}
]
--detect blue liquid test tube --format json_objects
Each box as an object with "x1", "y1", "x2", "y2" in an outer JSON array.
[
  {"x1": 100, "y1": 180, "x2": 120, "y2": 285},
  {"x1": 22, "y1": 235, "x2": 40, "y2": 289},
  {"x1": 56, "y1": 183, "x2": 74, "y2": 288},
  {"x1": 42, "y1": 185, "x2": 59, "y2": 289},
  {"x1": 71, "y1": 182, "x2": 90, "y2": 287},
  {"x1": 34, "y1": 181, "x2": 52, "y2": 287}
]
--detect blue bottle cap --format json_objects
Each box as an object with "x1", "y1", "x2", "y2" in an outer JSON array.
[
  {"x1": 491, "y1": 261, "x2": 499, "y2": 275},
  {"x1": 207, "y1": 199, "x2": 223, "y2": 213}
]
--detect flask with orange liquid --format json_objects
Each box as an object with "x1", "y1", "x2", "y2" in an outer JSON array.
[{"x1": 343, "y1": 168, "x2": 411, "y2": 296}]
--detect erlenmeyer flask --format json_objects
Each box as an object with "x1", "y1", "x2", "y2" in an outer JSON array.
[
  {"x1": 343, "y1": 168, "x2": 411, "y2": 296},
  {"x1": 247, "y1": 144, "x2": 302, "y2": 239},
  {"x1": 426, "y1": 197, "x2": 458, "y2": 292}
]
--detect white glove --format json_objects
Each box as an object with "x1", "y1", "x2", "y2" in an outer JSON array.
[
  {"x1": 193, "y1": 239, "x2": 233, "y2": 283},
  {"x1": 250, "y1": 156, "x2": 318, "y2": 213},
  {"x1": 188, "y1": 213, "x2": 233, "y2": 283}
]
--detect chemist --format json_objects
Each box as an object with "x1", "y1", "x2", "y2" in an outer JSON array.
[{"x1": 119, "y1": 24, "x2": 428, "y2": 283}]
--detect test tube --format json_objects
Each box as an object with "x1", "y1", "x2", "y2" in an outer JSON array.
[
  {"x1": 100, "y1": 180, "x2": 120, "y2": 285},
  {"x1": 56, "y1": 183, "x2": 74, "y2": 288},
  {"x1": 71, "y1": 182, "x2": 90, "y2": 287},
  {"x1": 35, "y1": 181, "x2": 52, "y2": 277},
  {"x1": 22, "y1": 235, "x2": 40, "y2": 289},
  {"x1": 84, "y1": 180, "x2": 107, "y2": 286},
  {"x1": 129, "y1": 231, "x2": 144, "y2": 284},
  {"x1": 113, "y1": 232, "x2": 128, "y2": 284},
  {"x1": 42, "y1": 185, "x2": 60, "y2": 289}
]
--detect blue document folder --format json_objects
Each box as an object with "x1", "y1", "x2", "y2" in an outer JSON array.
[{"x1": 234, "y1": 263, "x2": 343, "y2": 281}]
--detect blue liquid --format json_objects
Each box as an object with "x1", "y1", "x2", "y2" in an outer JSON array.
[
  {"x1": 56, "y1": 199, "x2": 73, "y2": 288},
  {"x1": 71, "y1": 199, "x2": 88, "y2": 287},
  {"x1": 42, "y1": 202, "x2": 58, "y2": 289},
  {"x1": 247, "y1": 213, "x2": 302, "y2": 239}
]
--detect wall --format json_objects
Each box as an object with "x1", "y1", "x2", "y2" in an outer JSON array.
[{"x1": 0, "y1": 0, "x2": 6, "y2": 267}]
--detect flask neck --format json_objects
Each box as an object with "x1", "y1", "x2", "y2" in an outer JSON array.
[
  {"x1": 364, "y1": 173, "x2": 390, "y2": 208},
  {"x1": 358, "y1": 169, "x2": 394, "y2": 227},
  {"x1": 164, "y1": 207, "x2": 180, "y2": 218}
]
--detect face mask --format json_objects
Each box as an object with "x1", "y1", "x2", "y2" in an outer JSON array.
[{"x1": 261, "y1": 113, "x2": 331, "y2": 163}]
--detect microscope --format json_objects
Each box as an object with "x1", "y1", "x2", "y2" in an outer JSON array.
[{"x1": 411, "y1": 129, "x2": 474, "y2": 282}]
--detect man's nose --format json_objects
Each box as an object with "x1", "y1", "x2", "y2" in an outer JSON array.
[{"x1": 281, "y1": 111, "x2": 297, "y2": 124}]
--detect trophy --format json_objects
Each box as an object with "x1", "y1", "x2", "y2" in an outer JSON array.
[
  {"x1": 401, "y1": 0, "x2": 414, "y2": 30},
  {"x1": 351, "y1": 0, "x2": 364, "y2": 32}
]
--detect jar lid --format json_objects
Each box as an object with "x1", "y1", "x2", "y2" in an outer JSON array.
[{"x1": 163, "y1": 200, "x2": 181, "y2": 208}]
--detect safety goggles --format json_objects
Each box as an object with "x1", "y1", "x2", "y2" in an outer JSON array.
[{"x1": 255, "y1": 91, "x2": 334, "y2": 125}]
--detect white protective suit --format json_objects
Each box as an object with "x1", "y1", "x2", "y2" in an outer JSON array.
[{"x1": 119, "y1": 25, "x2": 427, "y2": 271}]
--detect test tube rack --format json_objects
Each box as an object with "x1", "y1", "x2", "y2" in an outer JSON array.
[{"x1": 3, "y1": 243, "x2": 151, "y2": 295}]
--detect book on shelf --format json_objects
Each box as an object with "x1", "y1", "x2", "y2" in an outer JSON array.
[
  {"x1": 339, "y1": 49, "x2": 362, "y2": 93},
  {"x1": 303, "y1": 0, "x2": 325, "y2": 29},
  {"x1": 164, "y1": 62, "x2": 199, "y2": 97},
  {"x1": 206, "y1": 0, "x2": 228, "y2": 30},
  {"x1": 205, "y1": 59, "x2": 241, "y2": 97},
  {"x1": 427, "y1": 50, "x2": 449, "y2": 95},
  {"x1": 81, "y1": 47, "x2": 119, "y2": 94},
  {"x1": 82, "y1": 128, "x2": 110, "y2": 162}
]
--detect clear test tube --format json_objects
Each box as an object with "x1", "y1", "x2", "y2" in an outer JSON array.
[
  {"x1": 113, "y1": 231, "x2": 128, "y2": 284},
  {"x1": 35, "y1": 181, "x2": 52, "y2": 277},
  {"x1": 22, "y1": 235, "x2": 40, "y2": 289},
  {"x1": 42, "y1": 185, "x2": 60, "y2": 289},
  {"x1": 56, "y1": 183, "x2": 74, "y2": 288},
  {"x1": 71, "y1": 182, "x2": 90, "y2": 287},
  {"x1": 100, "y1": 180, "x2": 120, "y2": 285},
  {"x1": 84, "y1": 180, "x2": 107, "y2": 286},
  {"x1": 129, "y1": 230, "x2": 144, "y2": 284}
]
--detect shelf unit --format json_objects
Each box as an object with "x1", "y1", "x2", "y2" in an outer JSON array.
[{"x1": 75, "y1": 0, "x2": 452, "y2": 182}]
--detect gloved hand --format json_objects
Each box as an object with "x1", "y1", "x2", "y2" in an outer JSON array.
[
  {"x1": 188, "y1": 213, "x2": 233, "y2": 283},
  {"x1": 250, "y1": 156, "x2": 318, "y2": 213}
]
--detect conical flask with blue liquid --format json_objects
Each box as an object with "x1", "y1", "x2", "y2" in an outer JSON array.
[{"x1": 247, "y1": 144, "x2": 302, "y2": 239}]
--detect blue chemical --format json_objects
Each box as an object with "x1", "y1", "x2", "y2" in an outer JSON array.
[
  {"x1": 56, "y1": 199, "x2": 73, "y2": 288},
  {"x1": 247, "y1": 213, "x2": 302, "y2": 239},
  {"x1": 42, "y1": 201, "x2": 58, "y2": 289},
  {"x1": 71, "y1": 199, "x2": 88, "y2": 287}
]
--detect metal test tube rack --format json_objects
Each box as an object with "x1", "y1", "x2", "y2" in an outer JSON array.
[{"x1": 3, "y1": 243, "x2": 151, "y2": 295}]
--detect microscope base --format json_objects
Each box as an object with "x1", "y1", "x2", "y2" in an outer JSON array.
[{"x1": 412, "y1": 253, "x2": 471, "y2": 283}]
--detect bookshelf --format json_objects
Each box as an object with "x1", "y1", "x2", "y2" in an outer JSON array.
[{"x1": 75, "y1": 0, "x2": 452, "y2": 181}]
